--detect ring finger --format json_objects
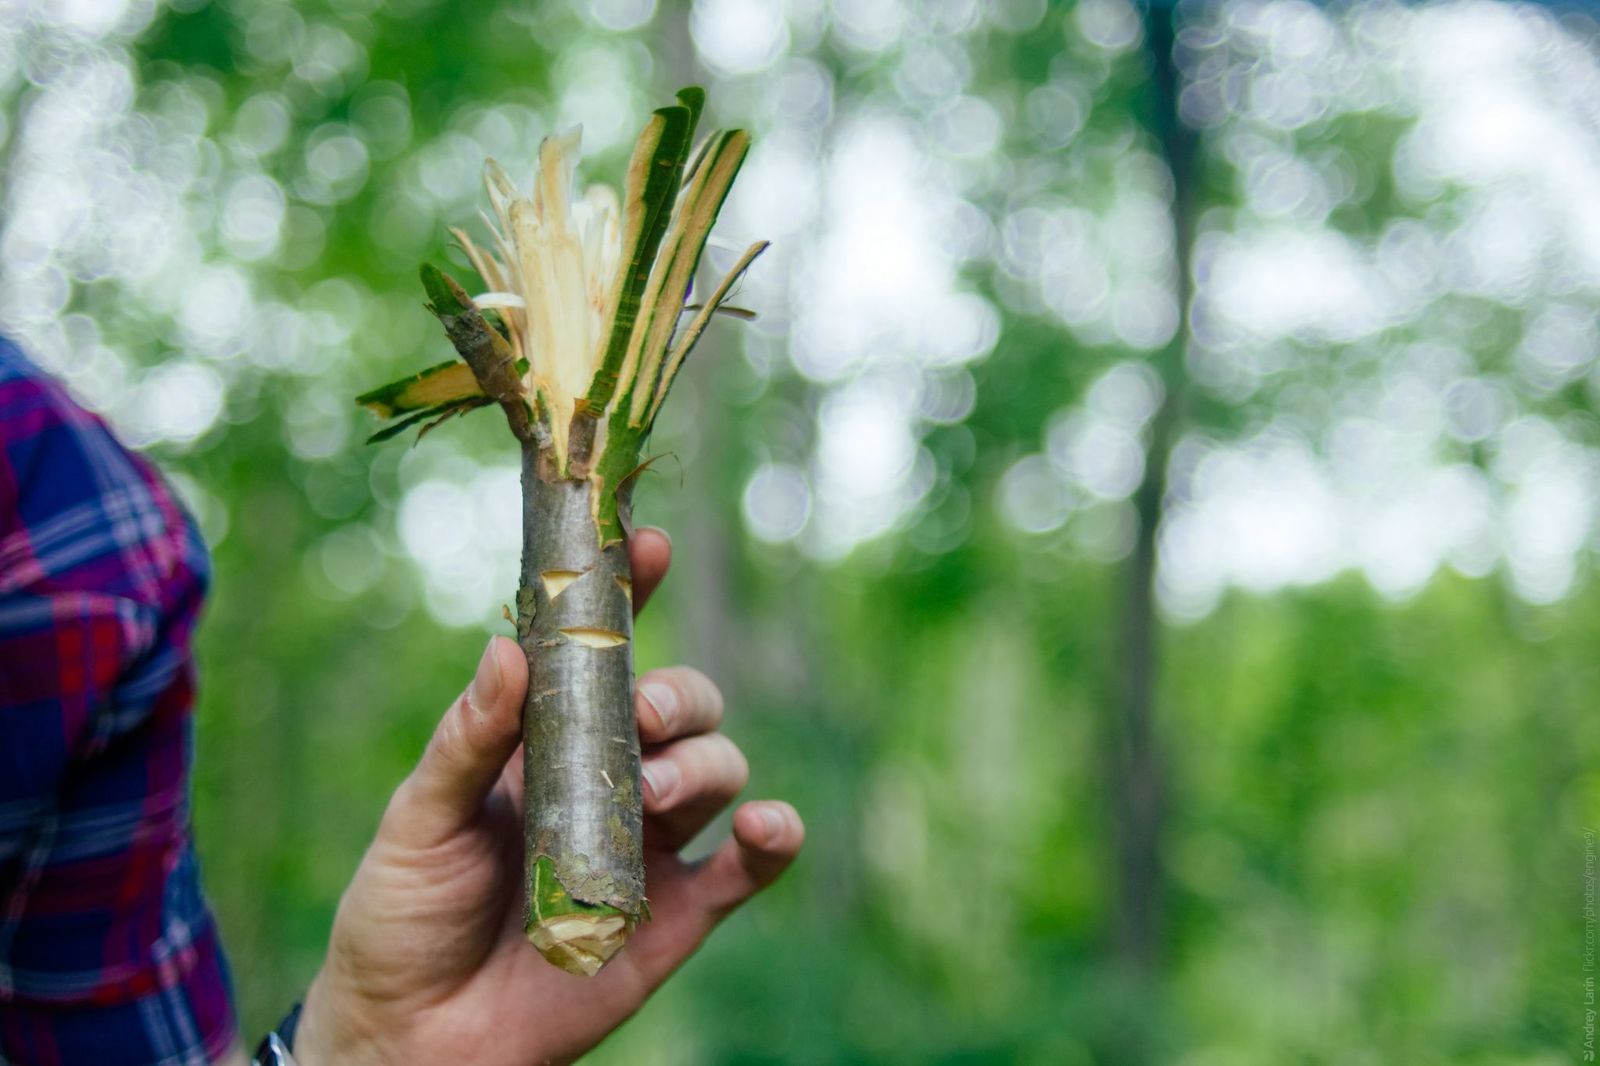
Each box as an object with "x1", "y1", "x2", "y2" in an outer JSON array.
[{"x1": 642, "y1": 733, "x2": 749, "y2": 853}]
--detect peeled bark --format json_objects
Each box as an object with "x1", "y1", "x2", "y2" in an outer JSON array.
[{"x1": 516, "y1": 458, "x2": 644, "y2": 975}]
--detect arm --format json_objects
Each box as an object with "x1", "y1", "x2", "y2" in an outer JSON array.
[
  {"x1": 0, "y1": 343, "x2": 233, "y2": 1063},
  {"x1": 291, "y1": 528, "x2": 804, "y2": 1065}
]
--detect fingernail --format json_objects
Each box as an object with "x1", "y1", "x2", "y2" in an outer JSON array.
[
  {"x1": 468, "y1": 637, "x2": 503, "y2": 713},
  {"x1": 639, "y1": 680, "x2": 677, "y2": 733},
  {"x1": 757, "y1": 805, "x2": 784, "y2": 842},
  {"x1": 642, "y1": 758, "x2": 679, "y2": 804}
]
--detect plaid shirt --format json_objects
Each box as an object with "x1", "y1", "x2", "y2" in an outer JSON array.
[{"x1": 0, "y1": 338, "x2": 237, "y2": 1064}]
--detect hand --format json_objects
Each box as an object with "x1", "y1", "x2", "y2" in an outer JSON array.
[{"x1": 293, "y1": 528, "x2": 804, "y2": 1065}]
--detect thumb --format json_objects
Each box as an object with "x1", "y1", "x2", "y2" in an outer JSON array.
[{"x1": 385, "y1": 635, "x2": 527, "y2": 849}]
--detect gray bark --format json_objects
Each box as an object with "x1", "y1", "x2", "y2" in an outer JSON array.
[{"x1": 518, "y1": 454, "x2": 645, "y2": 916}]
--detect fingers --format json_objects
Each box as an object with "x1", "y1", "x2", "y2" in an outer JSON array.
[
  {"x1": 492, "y1": 661, "x2": 724, "y2": 827},
  {"x1": 642, "y1": 734, "x2": 749, "y2": 852},
  {"x1": 635, "y1": 666, "x2": 723, "y2": 745},
  {"x1": 384, "y1": 636, "x2": 527, "y2": 848},
  {"x1": 617, "y1": 799, "x2": 803, "y2": 995},
  {"x1": 638, "y1": 669, "x2": 737, "y2": 851},
  {"x1": 692, "y1": 801, "x2": 804, "y2": 919},
  {"x1": 628, "y1": 526, "x2": 671, "y2": 616}
]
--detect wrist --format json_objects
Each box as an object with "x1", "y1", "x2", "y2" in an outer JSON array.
[
  {"x1": 252, "y1": 1002, "x2": 303, "y2": 1065},
  {"x1": 293, "y1": 970, "x2": 380, "y2": 1066}
]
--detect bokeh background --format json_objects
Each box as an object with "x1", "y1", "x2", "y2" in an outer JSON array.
[{"x1": 2, "y1": 0, "x2": 1596, "y2": 1060}]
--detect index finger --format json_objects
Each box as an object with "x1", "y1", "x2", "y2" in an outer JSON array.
[{"x1": 628, "y1": 526, "x2": 671, "y2": 616}]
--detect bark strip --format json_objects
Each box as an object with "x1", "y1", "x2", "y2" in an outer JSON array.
[
  {"x1": 420, "y1": 264, "x2": 535, "y2": 444},
  {"x1": 517, "y1": 450, "x2": 644, "y2": 975}
]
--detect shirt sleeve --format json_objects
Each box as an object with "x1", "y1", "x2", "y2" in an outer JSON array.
[
  {"x1": 0, "y1": 363, "x2": 202, "y2": 887},
  {"x1": 0, "y1": 346, "x2": 232, "y2": 1062}
]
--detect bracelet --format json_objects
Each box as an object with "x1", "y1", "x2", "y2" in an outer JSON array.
[{"x1": 253, "y1": 1002, "x2": 303, "y2": 1066}]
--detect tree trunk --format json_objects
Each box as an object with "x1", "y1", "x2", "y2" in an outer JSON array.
[{"x1": 1110, "y1": 1, "x2": 1195, "y2": 977}]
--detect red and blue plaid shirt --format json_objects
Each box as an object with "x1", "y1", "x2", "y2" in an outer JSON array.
[{"x1": 0, "y1": 338, "x2": 237, "y2": 1064}]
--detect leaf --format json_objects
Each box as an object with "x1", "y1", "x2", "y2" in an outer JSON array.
[{"x1": 356, "y1": 360, "x2": 484, "y2": 419}]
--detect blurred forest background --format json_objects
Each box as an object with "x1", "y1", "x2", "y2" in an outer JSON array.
[{"x1": 2, "y1": 0, "x2": 1597, "y2": 1061}]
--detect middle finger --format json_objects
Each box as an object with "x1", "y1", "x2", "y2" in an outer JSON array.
[{"x1": 636, "y1": 666, "x2": 724, "y2": 745}]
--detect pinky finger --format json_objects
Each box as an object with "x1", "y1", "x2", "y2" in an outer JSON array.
[{"x1": 693, "y1": 800, "x2": 805, "y2": 921}]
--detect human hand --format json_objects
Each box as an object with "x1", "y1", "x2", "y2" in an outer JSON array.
[{"x1": 292, "y1": 528, "x2": 804, "y2": 1065}]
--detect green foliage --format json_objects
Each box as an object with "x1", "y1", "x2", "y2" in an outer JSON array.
[{"x1": 8, "y1": 1, "x2": 1583, "y2": 1062}]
